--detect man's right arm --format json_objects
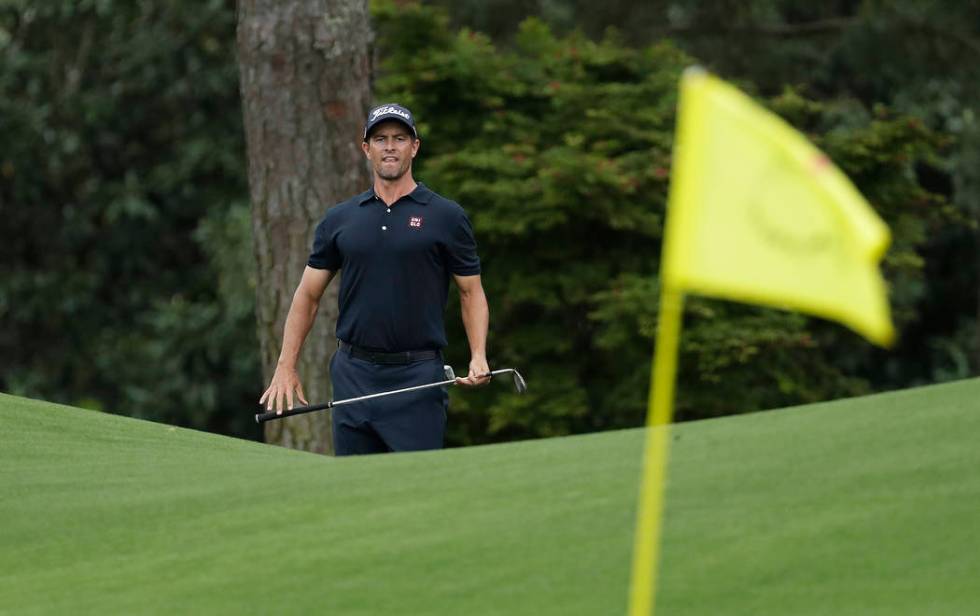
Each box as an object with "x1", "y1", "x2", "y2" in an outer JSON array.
[{"x1": 259, "y1": 266, "x2": 336, "y2": 414}]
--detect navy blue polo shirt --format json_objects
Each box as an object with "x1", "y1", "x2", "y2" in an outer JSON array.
[{"x1": 308, "y1": 182, "x2": 481, "y2": 352}]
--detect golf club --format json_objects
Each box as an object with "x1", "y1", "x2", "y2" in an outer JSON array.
[{"x1": 255, "y1": 366, "x2": 527, "y2": 423}]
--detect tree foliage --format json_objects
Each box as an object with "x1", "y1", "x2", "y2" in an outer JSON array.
[
  {"x1": 0, "y1": 0, "x2": 259, "y2": 438},
  {"x1": 373, "y1": 1, "x2": 961, "y2": 444},
  {"x1": 0, "y1": 0, "x2": 972, "y2": 449},
  {"x1": 424, "y1": 0, "x2": 980, "y2": 387}
]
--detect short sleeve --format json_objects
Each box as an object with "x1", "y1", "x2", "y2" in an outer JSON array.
[
  {"x1": 307, "y1": 214, "x2": 342, "y2": 270},
  {"x1": 447, "y1": 208, "x2": 481, "y2": 275}
]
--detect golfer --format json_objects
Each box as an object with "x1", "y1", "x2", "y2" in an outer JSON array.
[{"x1": 259, "y1": 103, "x2": 490, "y2": 455}]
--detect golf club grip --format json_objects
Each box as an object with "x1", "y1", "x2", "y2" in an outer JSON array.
[{"x1": 255, "y1": 401, "x2": 332, "y2": 423}]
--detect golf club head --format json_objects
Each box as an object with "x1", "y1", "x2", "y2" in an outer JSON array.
[
  {"x1": 443, "y1": 365, "x2": 456, "y2": 380},
  {"x1": 511, "y1": 369, "x2": 527, "y2": 394}
]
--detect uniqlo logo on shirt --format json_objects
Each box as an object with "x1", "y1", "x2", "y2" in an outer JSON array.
[{"x1": 409, "y1": 216, "x2": 423, "y2": 229}]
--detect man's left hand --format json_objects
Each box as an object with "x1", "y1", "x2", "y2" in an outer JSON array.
[{"x1": 456, "y1": 356, "x2": 491, "y2": 387}]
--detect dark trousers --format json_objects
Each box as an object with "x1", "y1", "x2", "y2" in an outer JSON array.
[{"x1": 329, "y1": 348, "x2": 448, "y2": 456}]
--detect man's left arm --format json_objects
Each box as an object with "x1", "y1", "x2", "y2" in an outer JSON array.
[{"x1": 453, "y1": 273, "x2": 490, "y2": 386}]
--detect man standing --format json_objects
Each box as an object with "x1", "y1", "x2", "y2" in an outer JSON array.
[{"x1": 259, "y1": 103, "x2": 490, "y2": 455}]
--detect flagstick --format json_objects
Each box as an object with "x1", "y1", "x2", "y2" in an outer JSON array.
[{"x1": 628, "y1": 286, "x2": 685, "y2": 616}]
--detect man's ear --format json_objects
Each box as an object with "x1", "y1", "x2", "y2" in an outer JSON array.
[{"x1": 361, "y1": 140, "x2": 370, "y2": 158}]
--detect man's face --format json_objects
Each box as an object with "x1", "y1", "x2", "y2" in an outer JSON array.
[{"x1": 362, "y1": 121, "x2": 420, "y2": 181}]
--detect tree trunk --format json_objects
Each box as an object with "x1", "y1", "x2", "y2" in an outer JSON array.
[{"x1": 237, "y1": 0, "x2": 372, "y2": 454}]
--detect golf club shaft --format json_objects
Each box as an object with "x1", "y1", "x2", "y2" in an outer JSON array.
[{"x1": 254, "y1": 370, "x2": 511, "y2": 423}]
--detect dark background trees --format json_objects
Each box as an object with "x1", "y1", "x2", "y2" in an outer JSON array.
[
  {"x1": 371, "y1": 1, "x2": 967, "y2": 442},
  {"x1": 423, "y1": 0, "x2": 980, "y2": 387},
  {"x1": 1, "y1": 0, "x2": 975, "y2": 449},
  {"x1": 0, "y1": 0, "x2": 259, "y2": 438}
]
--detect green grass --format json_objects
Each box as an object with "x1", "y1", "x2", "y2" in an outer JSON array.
[{"x1": 1, "y1": 378, "x2": 978, "y2": 615}]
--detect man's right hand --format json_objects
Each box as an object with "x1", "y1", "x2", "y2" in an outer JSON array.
[{"x1": 259, "y1": 365, "x2": 309, "y2": 415}]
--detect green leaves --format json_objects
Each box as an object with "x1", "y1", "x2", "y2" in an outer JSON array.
[
  {"x1": 0, "y1": 0, "x2": 258, "y2": 438},
  {"x1": 374, "y1": 3, "x2": 957, "y2": 444},
  {"x1": 3, "y1": 0, "x2": 967, "y2": 446}
]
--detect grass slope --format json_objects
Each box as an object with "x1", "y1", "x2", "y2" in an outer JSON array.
[{"x1": 1, "y1": 378, "x2": 978, "y2": 615}]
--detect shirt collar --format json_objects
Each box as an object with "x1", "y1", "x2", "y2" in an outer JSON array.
[
  {"x1": 357, "y1": 182, "x2": 433, "y2": 206},
  {"x1": 355, "y1": 189, "x2": 376, "y2": 205}
]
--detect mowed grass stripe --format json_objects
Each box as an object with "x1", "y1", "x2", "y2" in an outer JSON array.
[
  {"x1": 1, "y1": 378, "x2": 978, "y2": 615},
  {"x1": 1, "y1": 395, "x2": 638, "y2": 615},
  {"x1": 658, "y1": 378, "x2": 980, "y2": 615}
]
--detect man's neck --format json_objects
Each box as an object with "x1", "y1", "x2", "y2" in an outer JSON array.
[{"x1": 373, "y1": 174, "x2": 417, "y2": 206}]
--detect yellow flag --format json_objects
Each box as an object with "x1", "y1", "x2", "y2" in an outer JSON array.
[
  {"x1": 628, "y1": 69, "x2": 897, "y2": 616},
  {"x1": 663, "y1": 69, "x2": 895, "y2": 346}
]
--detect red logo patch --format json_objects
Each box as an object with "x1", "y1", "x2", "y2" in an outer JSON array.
[{"x1": 409, "y1": 216, "x2": 423, "y2": 229}]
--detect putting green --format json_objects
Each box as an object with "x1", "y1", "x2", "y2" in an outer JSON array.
[{"x1": 1, "y1": 378, "x2": 977, "y2": 614}]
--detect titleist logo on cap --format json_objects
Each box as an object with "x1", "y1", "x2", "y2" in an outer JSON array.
[{"x1": 371, "y1": 105, "x2": 411, "y2": 121}]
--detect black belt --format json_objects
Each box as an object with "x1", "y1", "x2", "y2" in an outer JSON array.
[{"x1": 338, "y1": 340, "x2": 440, "y2": 365}]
